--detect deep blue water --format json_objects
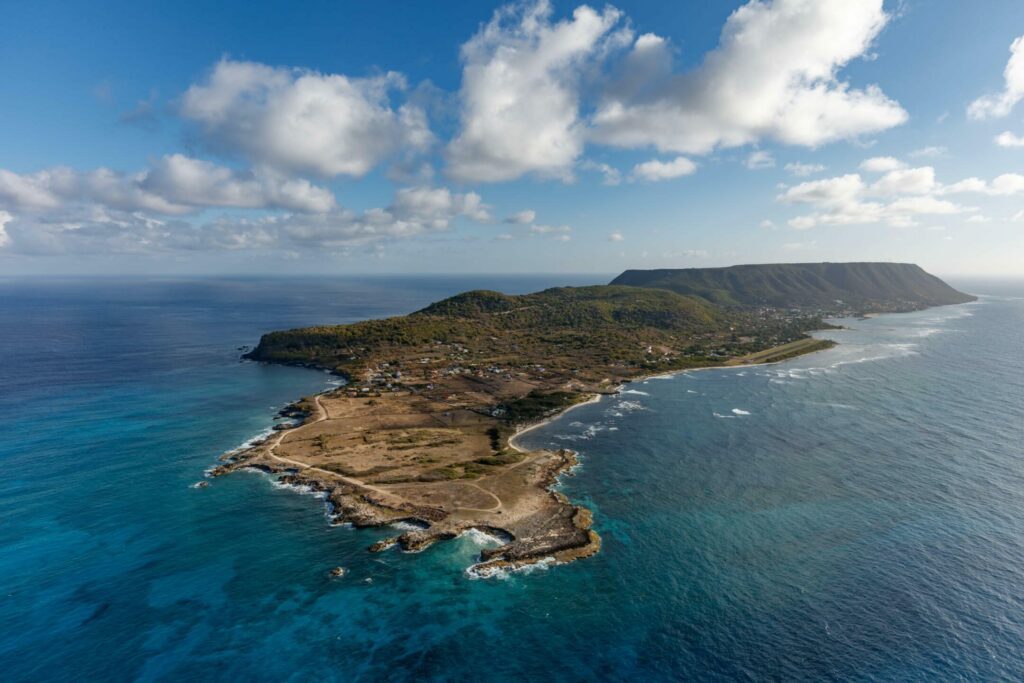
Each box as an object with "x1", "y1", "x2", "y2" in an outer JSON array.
[{"x1": 1, "y1": 276, "x2": 1023, "y2": 681}]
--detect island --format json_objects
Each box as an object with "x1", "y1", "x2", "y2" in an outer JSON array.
[{"x1": 211, "y1": 262, "x2": 975, "y2": 575}]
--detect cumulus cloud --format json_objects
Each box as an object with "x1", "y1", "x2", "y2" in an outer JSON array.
[
  {"x1": 608, "y1": 232, "x2": 624, "y2": 241},
  {"x1": 942, "y1": 173, "x2": 1024, "y2": 196},
  {"x1": 0, "y1": 180, "x2": 489, "y2": 255},
  {"x1": 446, "y1": 1, "x2": 625, "y2": 182},
  {"x1": 141, "y1": 155, "x2": 336, "y2": 213},
  {"x1": 0, "y1": 166, "x2": 189, "y2": 215},
  {"x1": 745, "y1": 150, "x2": 775, "y2": 170},
  {"x1": 0, "y1": 156, "x2": 336, "y2": 216},
  {"x1": 995, "y1": 131, "x2": 1024, "y2": 147},
  {"x1": 0, "y1": 169, "x2": 64, "y2": 210},
  {"x1": 859, "y1": 156, "x2": 905, "y2": 173},
  {"x1": 784, "y1": 162, "x2": 826, "y2": 177},
  {"x1": 181, "y1": 59, "x2": 431, "y2": 177},
  {"x1": 591, "y1": 0, "x2": 906, "y2": 155},
  {"x1": 391, "y1": 186, "x2": 491, "y2": 225},
  {"x1": 0, "y1": 210, "x2": 11, "y2": 248},
  {"x1": 968, "y1": 36, "x2": 1024, "y2": 120},
  {"x1": 632, "y1": 156, "x2": 697, "y2": 181},
  {"x1": 778, "y1": 167, "x2": 975, "y2": 229},
  {"x1": 869, "y1": 166, "x2": 936, "y2": 196},
  {"x1": 3, "y1": 1, "x2": 952, "y2": 265}
]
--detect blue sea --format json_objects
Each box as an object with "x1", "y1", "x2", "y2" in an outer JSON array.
[{"x1": 1, "y1": 276, "x2": 1023, "y2": 681}]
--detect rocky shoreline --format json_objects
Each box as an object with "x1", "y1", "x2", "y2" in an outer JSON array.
[
  {"x1": 207, "y1": 333, "x2": 844, "y2": 576},
  {"x1": 209, "y1": 393, "x2": 602, "y2": 575}
]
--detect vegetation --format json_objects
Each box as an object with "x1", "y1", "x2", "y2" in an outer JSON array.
[
  {"x1": 244, "y1": 263, "x2": 971, "y2": 444},
  {"x1": 229, "y1": 263, "x2": 971, "y2": 572},
  {"x1": 498, "y1": 390, "x2": 585, "y2": 424},
  {"x1": 245, "y1": 284, "x2": 735, "y2": 378},
  {"x1": 611, "y1": 262, "x2": 976, "y2": 311}
]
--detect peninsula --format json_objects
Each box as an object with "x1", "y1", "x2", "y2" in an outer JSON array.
[{"x1": 212, "y1": 263, "x2": 974, "y2": 574}]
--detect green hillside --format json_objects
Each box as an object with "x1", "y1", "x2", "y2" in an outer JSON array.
[
  {"x1": 610, "y1": 262, "x2": 975, "y2": 311},
  {"x1": 245, "y1": 283, "x2": 836, "y2": 383},
  {"x1": 415, "y1": 285, "x2": 719, "y2": 330},
  {"x1": 245, "y1": 263, "x2": 969, "y2": 381},
  {"x1": 246, "y1": 285, "x2": 725, "y2": 370}
]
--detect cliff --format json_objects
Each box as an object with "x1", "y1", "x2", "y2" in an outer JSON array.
[{"x1": 610, "y1": 262, "x2": 975, "y2": 311}]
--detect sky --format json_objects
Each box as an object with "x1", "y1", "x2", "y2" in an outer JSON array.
[{"x1": 2, "y1": 0, "x2": 1024, "y2": 277}]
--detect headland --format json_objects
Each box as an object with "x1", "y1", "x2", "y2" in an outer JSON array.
[{"x1": 210, "y1": 263, "x2": 974, "y2": 573}]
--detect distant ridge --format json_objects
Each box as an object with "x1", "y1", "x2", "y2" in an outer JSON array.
[{"x1": 610, "y1": 262, "x2": 975, "y2": 311}]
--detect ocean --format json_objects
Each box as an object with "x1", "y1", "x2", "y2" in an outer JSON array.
[{"x1": 1, "y1": 275, "x2": 1022, "y2": 681}]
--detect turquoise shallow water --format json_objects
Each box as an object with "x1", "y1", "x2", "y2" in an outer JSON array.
[{"x1": 1, "y1": 276, "x2": 1023, "y2": 681}]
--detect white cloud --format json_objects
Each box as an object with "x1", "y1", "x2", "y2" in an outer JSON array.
[
  {"x1": 778, "y1": 168, "x2": 974, "y2": 229},
  {"x1": 579, "y1": 160, "x2": 622, "y2": 185},
  {"x1": 181, "y1": 59, "x2": 431, "y2": 177},
  {"x1": 554, "y1": 234, "x2": 571, "y2": 242},
  {"x1": 632, "y1": 156, "x2": 697, "y2": 181},
  {"x1": 592, "y1": 0, "x2": 906, "y2": 155},
  {"x1": 745, "y1": 150, "x2": 775, "y2": 170},
  {"x1": 942, "y1": 173, "x2": 1024, "y2": 196},
  {"x1": 885, "y1": 195, "x2": 961, "y2": 216},
  {"x1": 504, "y1": 209, "x2": 536, "y2": 224},
  {"x1": 780, "y1": 174, "x2": 866, "y2": 207},
  {"x1": 392, "y1": 186, "x2": 492, "y2": 226},
  {"x1": 608, "y1": 232, "x2": 624, "y2": 241},
  {"x1": 0, "y1": 182, "x2": 489, "y2": 254},
  {"x1": 141, "y1": 155, "x2": 336, "y2": 213},
  {"x1": 995, "y1": 131, "x2": 1024, "y2": 147},
  {"x1": 0, "y1": 169, "x2": 64, "y2": 210},
  {"x1": 966, "y1": 214, "x2": 991, "y2": 224},
  {"x1": 759, "y1": 219, "x2": 777, "y2": 229},
  {"x1": 859, "y1": 156, "x2": 905, "y2": 173},
  {"x1": 986, "y1": 173, "x2": 1024, "y2": 195},
  {"x1": 0, "y1": 210, "x2": 11, "y2": 247},
  {"x1": 0, "y1": 156, "x2": 337, "y2": 216},
  {"x1": 869, "y1": 166, "x2": 936, "y2": 196},
  {"x1": 446, "y1": 1, "x2": 625, "y2": 182},
  {"x1": 968, "y1": 36, "x2": 1024, "y2": 120},
  {"x1": 0, "y1": 166, "x2": 183, "y2": 215},
  {"x1": 940, "y1": 177, "x2": 987, "y2": 194},
  {"x1": 784, "y1": 162, "x2": 826, "y2": 177}
]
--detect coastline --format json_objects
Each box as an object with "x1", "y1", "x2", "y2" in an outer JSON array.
[
  {"x1": 507, "y1": 335, "x2": 840, "y2": 452},
  {"x1": 508, "y1": 391, "x2": 607, "y2": 453},
  {"x1": 213, "y1": 333, "x2": 839, "y2": 576},
  {"x1": 218, "y1": 287, "x2": 1000, "y2": 578}
]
